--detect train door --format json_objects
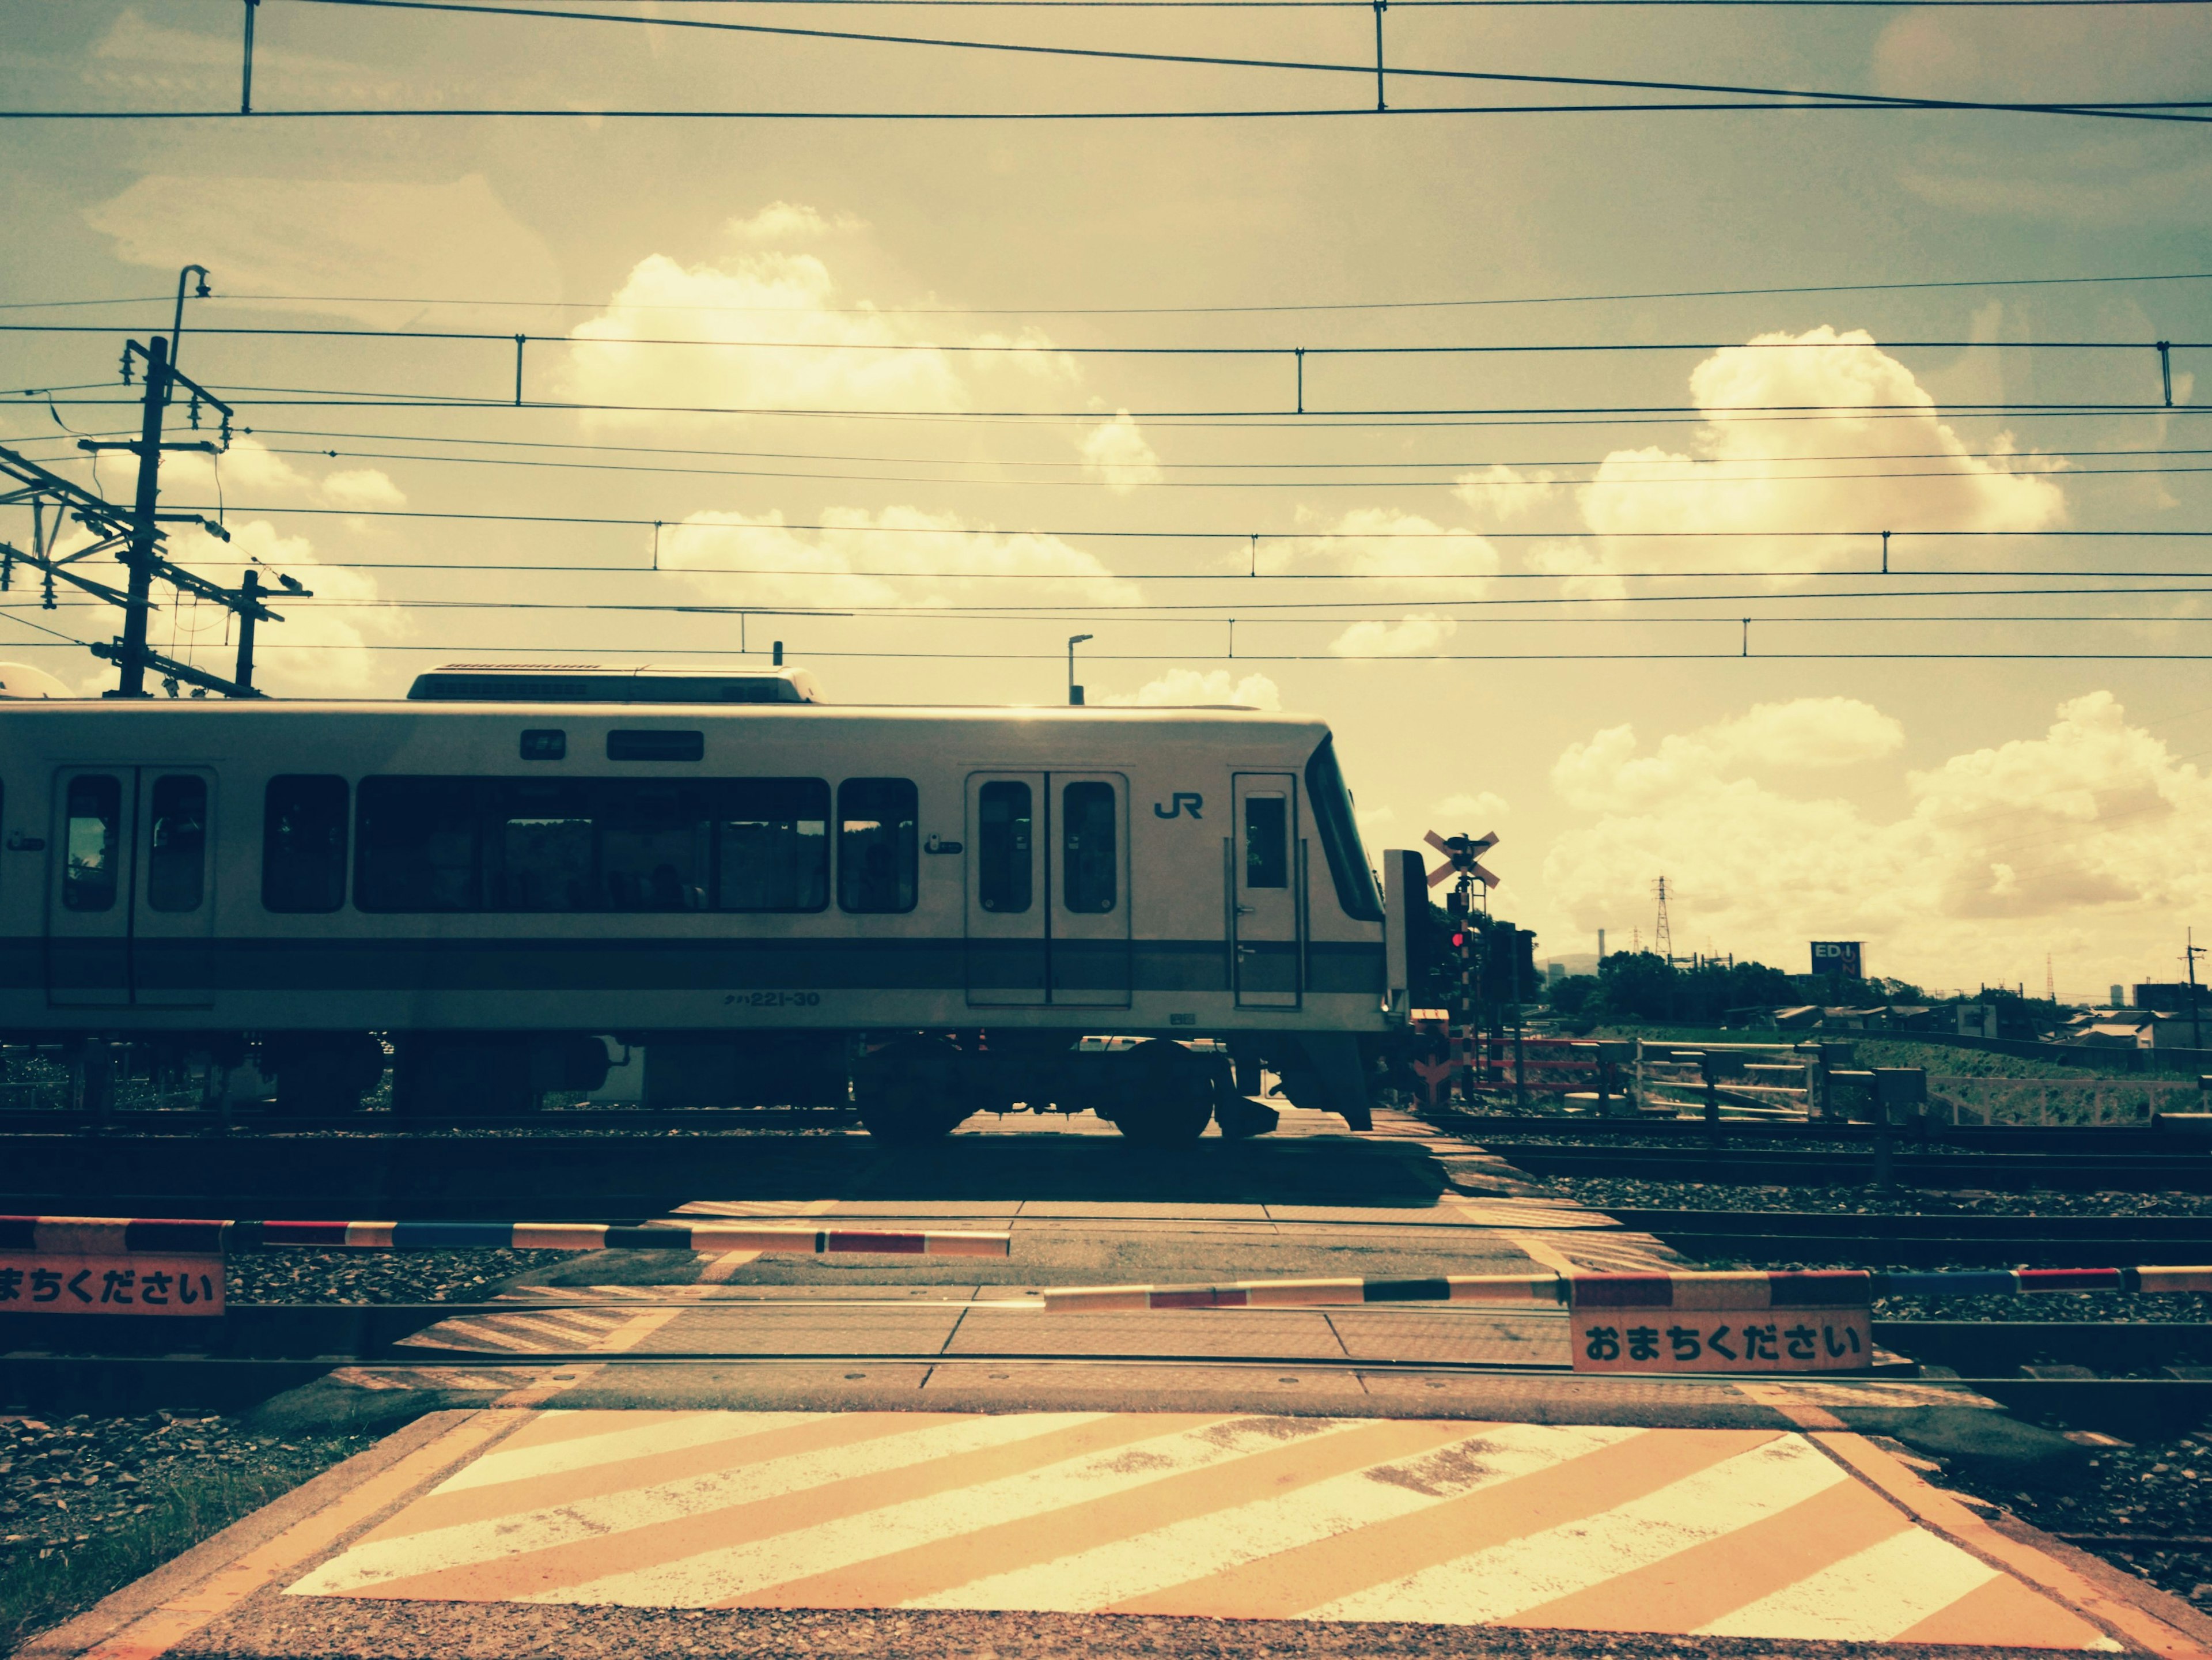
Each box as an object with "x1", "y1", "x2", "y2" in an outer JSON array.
[
  {"x1": 1232, "y1": 772, "x2": 1301, "y2": 1009},
  {"x1": 964, "y1": 772, "x2": 1047, "y2": 1005},
  {"x1": 1049, "y1": 773, "x2": 1130, "y2": 1008},
  {"x1": 45, "y1": 767, "x2": 217, "y2": 1008}
]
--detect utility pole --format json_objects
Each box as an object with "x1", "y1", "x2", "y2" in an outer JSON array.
[
  {"x1": 113, "y1": 333, "x2": 171, "y2": 697},
  {"x1": 2187, "y1": 929, "x2": 2205, "y2": 1052}
]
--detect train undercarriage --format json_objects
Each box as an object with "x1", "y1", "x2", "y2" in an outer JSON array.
[{"x1": 7, "y1": 1026, "x2": 1378, "y2": 1143}]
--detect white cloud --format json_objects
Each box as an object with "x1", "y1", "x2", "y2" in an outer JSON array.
[
  {"x1": 320, "y1": 470, "x2": 407, "y2": 511},
  {"x1": 1572, "y1": 328, "x2": 2066, "y2": 578},
  {"x1": 1452, "y1": 464, "x2": 1560, "y2": 521},
  {"x1": 1330, "y1": 614, "x2": 1457, "y2": 657},
  {"x1": 1102, "y1": 668, "x2": 1282, "y2": 710},
  {"x1": 659, "y1": 505, "x2": 1137, "y2": 610},
  {"x1": 565, "y1": 248, "x2": 966, "y2": 417},
  {"x1": 158, "y1": 438, "x2": 406, "y2": 513},
  {"x1": 1551, "y1": 697, "x2": 1902, "y2": 813},
  {"x1": 1265, "y1": 507, "x2": 1499, "y2": 600},
  {"x1": 1540, "y1": 691, "x2": 2212, "y2": 991},
  {"x1": 726, "y1": 203, "x2": 866, "y2": 244},
  {"x1": 1078, "y1": 411, "x2": 1162, "y2": 493},
  {"x1": 85, "y1": 175, "x2": 558, "y2": 324},
  {"x1": 1434, "y1": 790, "x2": 1509, "y2": 824}
]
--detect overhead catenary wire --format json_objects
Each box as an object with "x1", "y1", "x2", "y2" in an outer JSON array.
[
  {"x1": 12, "y1": 266, "x2": 2204, "y2": 317},
  {"x1": 260, "y1": 0, "x2": 2212, "y2": 126},
  {"x1": 137, "y1": 501, "x2": 2212, "y2": 541},
  {"x1": 5, "y1": 322, "x2": 2203, "y2": 354}
]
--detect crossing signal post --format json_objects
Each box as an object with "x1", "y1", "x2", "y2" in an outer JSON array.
[{"x1": 1426, "y1": 829, "x2": 1501, "y2": 1106}]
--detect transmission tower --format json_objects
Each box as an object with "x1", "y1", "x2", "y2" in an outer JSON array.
[
  {"x1": 1653, "y1": 877, "x2": 1674, "y2": 964},
  {"x1": 2046, "y1": 953, "x2": 2055, "y2": 1004}
]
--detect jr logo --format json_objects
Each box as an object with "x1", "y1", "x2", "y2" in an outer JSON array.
[{"x1": 1153, "y1": 792, "x2": 1204, "y2": 820}]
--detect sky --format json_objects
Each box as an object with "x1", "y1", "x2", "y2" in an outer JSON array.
[{"x1": 2, "y1": 0, "x2": 2210, "y2": 999}]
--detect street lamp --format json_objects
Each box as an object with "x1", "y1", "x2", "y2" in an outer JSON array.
[{"x1": 1067, "y1": 634, "x2": 1093, "y2": 706}]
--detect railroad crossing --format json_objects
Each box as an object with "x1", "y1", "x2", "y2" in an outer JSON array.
[{"x1": 13, "y1": 1102, "x2": 2212, "y2": 1659}]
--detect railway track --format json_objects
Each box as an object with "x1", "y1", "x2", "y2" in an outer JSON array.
[
  {"x1": 4, "y1": 1302, "x2": 2205, "y2": 1434},
  {"x1": 1483, "y1": 1139, "x2": 2212, "y2": 1191},
  {"x1": 1604, "y1": 1208, "x2": 2212, "y2": 1266}
]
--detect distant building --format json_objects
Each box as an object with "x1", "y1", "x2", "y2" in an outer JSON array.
[{"x1": 2134, "y1": 982, "x2": 2209, "y2": 1014}]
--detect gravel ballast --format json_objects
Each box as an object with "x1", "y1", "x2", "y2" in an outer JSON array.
[
  {"x1": 0, "y1": 1411, "x2": 372, "y2": 1654},
  {"x1": 224, "y1": 1246, "x2": 578, "y2": 1306}
]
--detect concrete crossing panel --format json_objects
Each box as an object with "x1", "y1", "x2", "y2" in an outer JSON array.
[{"x1": 282, "y1": 1410, "x2": 2123, "y2": 1648}]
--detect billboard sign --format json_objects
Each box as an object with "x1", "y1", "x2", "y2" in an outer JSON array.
[{"x1": 1810, "y1": 941, "x2": 1863, "y2": 978}]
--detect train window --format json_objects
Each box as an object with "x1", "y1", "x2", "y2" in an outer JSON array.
[
  {"x1": 1061, "y1": 781, "x2": 1116, "y2": 914},
  {"x1": 607, "y1": 730, "x2": 704, "y2": 763},
  {"x1": 493, "y1": 780, "x2": 596, "y2": 912},
  {"x1": 838, "y1": 778, "x2": 917, "y2": 914},
  {"x1": 976, "y1": 781, "x2": 1032, "y2": 914},
  {"x1": 355, "y1": 777, "x2": 482, "y2": 912},
  {"x1": 1244, "y1": 794, "x2": 1289, "y2": 890},
  {"x1": 601, "y1": 782, "x2": 710, "y2": 911},
  {"x1": 263, "y1": 776, "x2": 348, "y2": 912},
  {"x1": 146, "y1": 776, "x2": 208, "y2": 913},
  {"x1": 717, "y1": 778, "x2": 830, "y2": 912},
  {"x1": 62, "y1": 774, "x2": 120, "y2": 913},
  {"x1": 1304, "y1": 735, "x2": 1384, "y2": 921}
]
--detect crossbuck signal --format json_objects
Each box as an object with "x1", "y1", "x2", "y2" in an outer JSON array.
[{"x1": 1424, "y1": 828, "x2": 1500, "y2": 890}]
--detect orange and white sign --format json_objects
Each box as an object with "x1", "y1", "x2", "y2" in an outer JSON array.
[
  {"x1": 0, "y1": 1252, "x2": 224, "y2": 1316},
  {"x1": 1571, "y1": 1307, "x2": 1872, "y2": 1374}
]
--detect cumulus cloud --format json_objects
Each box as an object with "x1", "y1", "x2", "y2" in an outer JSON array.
[
  {"x1": 1434, "y1": 790, "x2": 1510, "y2": 824},
  {"x1": 158, "y1": 438, "x2": 405, "y2": 513},
  {"x1": 726, "y1": 202, "x2": 866, "y2": 243},
  {"x1": 1270, "y1": 507, "x2": 1497, "y2": 586},
  {"x1": 659, "y1": 505, "x2": 1138, "y2": 610},
  {"x1": 1452, "y1": 464, "x2": 1561, "y2": 521},
  {"x1": 1079, "y1": 411, "x2": 1163, "y2": 492},
  {"x1": 1540, "y1": 691, "x2": 2212, "y2": 990},
  {"x1": 1330, "y1": 614, "x2": 1457, "y2": 657},
  {"x1": 85, "y1": 174, "x2": 556, "y2": 324},
  {"x1": 562, "y1": 211, "x2": 1074, "y2": 418},
  {"x1": 1552, "y1": 697, "x2": 1902, "y2": 812},
  {"x1": 1102, "y1": 668, "x2": 1282, "y2": 710},
  {"x1": 1572, "y1": 328, "x2": 2066, "y2": 578}
]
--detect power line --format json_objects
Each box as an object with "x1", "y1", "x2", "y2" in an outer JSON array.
[
  {"x1": 9, "y1": 268, "x2": 2212, "y2": 320},
  {"x1": 37, "y1": 388, "x2": 2201, "y2": 422},
  {"x1": 5, "y1": 321, "x2": 2202, "y2": 354},
  {"x1": 13, "y1": 97, "x2": 2210, "y2": 122},
  {"x1": 276, "y1": 0, "x2": 2212, "y2": 124},
  {"x1": 215, "y1": 429, "x2": 2212, "y2": 473},
  {"x1": 140, "y1": 501, "x2": 2212, "y2": 538},
  {"x1": 202, "y1": 442, "x2": 2212, "y2": 490},
  {"x1": 5, "y1": 640, "x2": 2207, "y2": 661}
]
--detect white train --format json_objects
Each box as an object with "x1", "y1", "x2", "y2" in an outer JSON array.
[{"x1": 0, "y1": 666, "x2": 1426, "y2": 1141}]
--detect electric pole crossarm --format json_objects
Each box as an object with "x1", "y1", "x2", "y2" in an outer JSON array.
[
  {"x1": 0, "y1": 540, "x2": 133, "y2": 606},
  {"x1": 87, "y1": 642, "x2": 259, "y2": 700},
  {"x1": 147, "y1": 555, "x2": 280, "y2": 619},
  {"x1": 0, "y1": 445, "x2": 139, "y2": 539}
]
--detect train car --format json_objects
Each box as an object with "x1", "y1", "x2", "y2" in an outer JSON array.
[{"x1": 0, "y1": 666, "x2": 1425, "y2": 1143}]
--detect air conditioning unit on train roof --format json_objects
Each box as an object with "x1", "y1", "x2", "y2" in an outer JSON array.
[{"x1": 404, "y1": 663, "x2": 823, "y2": 705}]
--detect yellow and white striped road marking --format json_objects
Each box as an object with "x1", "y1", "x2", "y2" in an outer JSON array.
[{"x1": 283, "y1": 1411, "x2": 2125, "y2": 1648}]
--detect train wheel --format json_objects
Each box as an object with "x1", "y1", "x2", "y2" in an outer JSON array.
[
  {"x1": 855, "y1": 1037, "x2": 972, "y2": 1143},
  {"x1": 265, "y1": 1033, "x2": 385, "y2": 1115},
  {"x1": 1106, "y1": 1040, "x2": 1215, "y2": 1145}
]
